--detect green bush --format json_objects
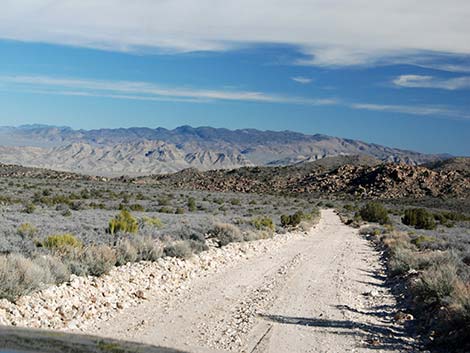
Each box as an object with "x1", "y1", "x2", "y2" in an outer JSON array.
[
  {"x1": 402, "y1": 208, "x2": 436, "y2": 230},
  {"x1": 411, "y1": 235, "x2": 437, "y2": 249},
  {"x1": 280, "y1": 211, "x2": 305, "y2": 227},
  {"x1": 251, "y1": 216, "x2": 275, "y2": 232},
  {"x1": 358, "y1": 202, "x2": 389, "y2": 224},
  {"x1": 187, "y1": 197, "x2": 197, "y2": 212},
  {"x1": 42, "y1": 233, "x2": 82, "y2": 250},
  {"x1": 108, "y1": 210, "x2": 139, "y2": 235}
]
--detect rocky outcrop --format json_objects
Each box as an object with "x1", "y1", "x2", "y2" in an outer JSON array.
[{"x1": 138, "y1": 158, "x2": 470, "y2": 199}]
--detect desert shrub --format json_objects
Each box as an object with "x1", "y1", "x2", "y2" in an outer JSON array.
[
  {"x1": 42, "y1": 233, "x2": 82, "y2": 250},
  {"x1": 281, "y1": 212, "x2": 303, "y2": 227},
  {"x1": 80, "y1": 245, "x2": 117, "y2": 276},
  {"x1": 141, "y1": 216, "x2": 163, "y2": 229},
  {"x1": 251, "y1": 216, "x2": 275, "y2": 232},
  {"x1": 187, "y1": 239, "x2": 209, "y2": 254},
  {"x1": 62, "y1": 248, "x2": 89, "y2": 276},
  {"x1": 343, "y1": 204, "x2": 356, "y2": 212},
  {"x1": 108, "y1": 210, "x2": 139, "y2": 235},
  {"x1": 413, "y1": 263, "x2": 459, "y2": 307},
  {"x1": 0, "y1": 254, "x2": 53, "y2": 301},
  {"x1": 187, "y1": 197, "x2": 197, "y2": 212},
  {"x1": 17, "y1": 223, "x2": 38, "y2": 238},
  {"x1": 402, "y1": 208, "x2": 436, "y2": 230},
  {"x1": 230, "y1": 198, "x2": 241, "y2": 206},
  {"x1": 388, "y1": 245, "x2": 416, "y2": 276},
  {"x1": 447, "y1": 282, "x2": 470, "y2": 348},
  {"x1": 411, "y1": 235, "x2": 437, "y2": 249},
  {"x1": 115, "y1": 239, "x2": 138, "y2": 265},
  {"x1": 157, "y1": 197, "x2": 171, "y2": 206},
  {"x1": 210, "y1": 223, "x2": 243, "y2": 247},
  {"x1": 213, "y1": 198, "x2": 224, "y2": 205},
  {"x1": 175, "y1": 207, "x2": 185, "y2": 214},
  {"x1": 359, "y1": 225, "x2": 387, "y2": 236},
  {"x1": 132, "y1": 236, "x2": 162, "y2": 261},
  {"x1": 280, "y1": 210, "x2": 319, "y2": 228},
  {"x1": 70, "y1": 201, "x2": 84, "y2": 211},
  {"x1": 163, "y1": 241, "x2": 193, "y2": 259},
  {"x1": 34, "y1": 255, "x2": 70, "y2": 284},
  {"x1": 23, "y1": 202, "x2": 36, "y2": 214},
  {"x1": 358, "y1": 202, "x2": 389, "y2": 224},
  {"x1": 128, "y1": 204, "x2": 145, "y2": 212},
  {"x1": 158, "y1": 206, "x2": 174, "y2": 214}
]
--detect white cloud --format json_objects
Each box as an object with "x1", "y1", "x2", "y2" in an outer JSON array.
[
  {"x1": 351, "y1": 103, "x2": 469, "y2": 120},
  {"x1": 0, "y1": 1, "x2": 469, "y2": 66},
  {"x1": 291, "y1": 77, "x2": 312, "y2": 84},
  {"x1": 0, "y1": 75, "x2": 335, "y2": 106},
  {"x1": 393, "y1": 75, "x2": 470, "y2": 90},
  {"x1": 1, "y1": 74, "x2": 468, "y2": 120}
]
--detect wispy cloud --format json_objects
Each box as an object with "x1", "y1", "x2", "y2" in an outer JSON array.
[
  {"x1": 0, "y1": 1, "x2": 469, "y2": 66},
  {"x1": 0, "y1": 75, "x2": 335, "y2": 106},
  {"x1": 393, "y1": 75, "x2": 470, "y2": 90},
  {"x1": 291, "y1": 77, "x2": 312, "y2": 84},
  {"x1": 351, "y1": 103, "x2": 470, "y2": 120},
  {"x1": 0, "y1": 74, "x2": 468, "y2": 120}
]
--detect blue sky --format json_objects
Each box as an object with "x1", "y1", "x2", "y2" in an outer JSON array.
[{"x1": 0, "y1": 1, "x2": 469, "y2": 155}]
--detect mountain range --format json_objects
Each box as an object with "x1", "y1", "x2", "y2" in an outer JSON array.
[{"x1": 0, "y1": 125, "x2": 451, "y2": 176}]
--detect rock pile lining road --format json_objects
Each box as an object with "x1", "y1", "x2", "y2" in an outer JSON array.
[{"x1": 0, "y1": 227, "x2": 312, "y2": 332}]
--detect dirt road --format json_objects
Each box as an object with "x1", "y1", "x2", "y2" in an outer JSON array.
[{"x1": 88, "y1": 210, "x2": 415, "y2": 353}]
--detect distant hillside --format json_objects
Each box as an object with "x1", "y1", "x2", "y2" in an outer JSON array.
[
  {"x1": 0, "y1": 156, "x2": 468, "y2": 200},
  {"x1": 425, "y1": 157, "x2": 470, "y2": 177},
  {"x1": 0, "y1": 125, "x2": 451, "y2": 175},
  {"x1": 131, "y1": 156, "x2": 470, "y2": 200}
]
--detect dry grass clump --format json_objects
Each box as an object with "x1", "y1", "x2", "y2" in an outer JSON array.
[{"x1": 0, "y1": 253, "x2": 70, "y2": 301}]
